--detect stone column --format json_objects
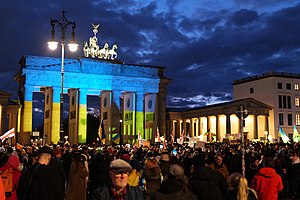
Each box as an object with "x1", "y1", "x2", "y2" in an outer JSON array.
[
  {"x1": 198, "y1": 117, "x2": 201, "y2": 135},
  {"x1": 68, "y1": 88, "x2": 79, "y2": 145},
  {"x1": 78, "y1": 88, "x2": 87, "y2": 143},
  {"x1": 136, "y1": 92, "x2": 145, "y2": 143},
  {"x1": 216, "y1": 115, "x2": 219, "y2": 141},
  {"x1": 183, "y1": 119, "x2": 187, "y2": 137},
  {"x1": 254, "y1": 115, "x2": 258, "y2": 139},
  {"x1": 41, "y1": 87, "x2": 56, "y2": 144},
  {"x1": 111, "y1": 90, "x2": 121, "y2": 144},
  {"x1": 51, "y1": 87, "x2": 61, "y2": 144},
  {"x1": 20, "y1": 85, "x2": 34, "y2": 144},
  {"x1": 226, "y1": 114, "x2": 231, "y2": 135},
  {"x1": 190, "y1": 118, "x2": 193, "y2": 137},
  {"x1": 176, "y1": 120, "x2": 180, "y2": 138},
  {"x1": 207, "y1": 116, "x2": 211, "y2": 141}
]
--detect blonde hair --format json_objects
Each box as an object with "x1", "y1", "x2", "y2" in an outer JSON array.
[{"x1": 229, "y1": 173, "x2": 248, "y2": 200}]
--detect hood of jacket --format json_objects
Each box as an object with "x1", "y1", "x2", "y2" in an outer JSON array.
[{"x1": 256, "y1": 167, "x2": 277, "y2": 178}]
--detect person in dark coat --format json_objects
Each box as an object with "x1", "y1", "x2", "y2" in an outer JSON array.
[
  {"x1": 159, "y1": 151, "x2": 170, "y2": 180},
  {"x1": 17, "y1": 146, "x2": 65, "y2": 200},
  {"x1": 287, "y1": 150, "x2": 300, "y2": 199},
  {"x1": 65, "y1": 152, "x2": 88, "y2": 200},
  {"x1": 246, "y1": 156, "x2": 259, "y2": 184},
  {"x1": 91, "y1": 159, "x2": 144, "y2": 200},
  {"x1": 188, "y1": 153, "x2": 228, "y2": 200},
  {"x1": 150, "y1": 164, "x2": 197, "y2": 200},
  {"x1": 88, "y1": 152, "x2": 114, "y2": 197},
  {"x1": 143, "y1": 159, "x2": 161, "y2": 199}
]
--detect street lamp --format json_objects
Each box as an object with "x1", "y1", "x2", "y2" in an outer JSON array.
[{"x1": 48, "y1": 10, "x2": 78, "y2": 142}]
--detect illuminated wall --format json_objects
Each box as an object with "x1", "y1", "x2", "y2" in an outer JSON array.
[{"x1": 17, "y1": 56, "x2": 164, "y2": 144}]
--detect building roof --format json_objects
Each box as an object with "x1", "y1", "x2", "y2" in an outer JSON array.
[
  {"x1": 0, "y1": 90, "x2": 12, "y2": 97},
  {"x1": 233, "y1": 71, "x2": 300, "y2": 85},
  {"x1": 167, "y1": 98, "x2": 272, "y2": 119}
]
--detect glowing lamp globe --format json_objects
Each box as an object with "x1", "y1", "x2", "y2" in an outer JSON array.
[
  {"x1": 47, "y1": 41, "x2": 58, "y2": 50},
  {"x1": 68, "y1": 43, "x2": 79, "y2": 52}
]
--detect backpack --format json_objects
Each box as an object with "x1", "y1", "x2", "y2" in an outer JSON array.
[{"x1": 1, "y1": 168, "x2": 13, "y2": 194}]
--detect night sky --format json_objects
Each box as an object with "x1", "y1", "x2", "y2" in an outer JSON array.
[{"x1": 1, "y1": 0, "x2": 300, "y2": 112}]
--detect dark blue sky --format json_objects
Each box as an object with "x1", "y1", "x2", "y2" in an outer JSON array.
[{"x1": 1, "y1": 0, "x2": 300, "y2": 110}]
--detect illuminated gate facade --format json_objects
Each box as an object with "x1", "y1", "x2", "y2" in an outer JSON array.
[{"x1": 16, "y1": 55, "x2": 169, "y2": 144}]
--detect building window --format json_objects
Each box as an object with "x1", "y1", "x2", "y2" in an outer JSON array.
[
  {"x1": 295, "y1": 84, "x2": 299, "y2": 91},
  {"x1": 278, "y1": 95, "x2": 291, "y2": 109},
  {"x1": 296, "y1": 97, "x2": 300, "y2": 107},
  {"x1": 283, "y1": 96, "x2": 287, "y2": 108},
  {"x1": 279, "y1": 95, "x2": 282, "y2": 108},
  {"x1": 286, "y1": 83, "x2": 291, "y2": 90},
  {"x1": 278, "y1": 82, "x2": 283, "y2": 89},
  {"x1": 279, "y1": 113, "x2": 284, "y2": 125},
  {"x1": 288, "y1": 114, "x2": 293, "y2": 126},
  {"x1": 296, "y1": 114, "x2": 300, "y2": 126},
  {"x1": 250, "y1": 88, "x2": 254, "y2": 94}
]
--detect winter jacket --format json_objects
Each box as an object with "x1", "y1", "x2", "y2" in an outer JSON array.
[
  {"x1": 17, "y1": 162, "x2": 65, "y2": 200},
  {"x1": 250, "y1": 167, "x2": 283, "y2": 200},
  {"x1": 188, "y1": 166, "x2": 228, "y2": 200},
  {"x1": 210, "y1": 163, "x2": 229, "y2": 182},
  {"x1": 287, "y1": 160, "x2": 300, "y2": 199},
  {"x1": 91, "y1": 184, "x2": 144, "y2": 200},
  {"x1": 65, "y1": 162, "x2": 88, "y2": 200},
  {"x1": 150, "y1": 178, "x2": 197, "y2": 200},
  {"x1": 0, "y1": 155, "x2": 21, "y2": 200},
  {"x1": 128, "y1": 169, "x2": 141, "y2": 187}
]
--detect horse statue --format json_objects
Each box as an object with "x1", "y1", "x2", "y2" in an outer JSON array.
[
  {"x1": 107, "y1": 44, "x2": 118, "y2": 60},
  {"x1": 98, "y1": 42, "x2": 109, "y2": 59},
  {"x1": 83, "y1": 42, "x2": 89, "y2": 57}
]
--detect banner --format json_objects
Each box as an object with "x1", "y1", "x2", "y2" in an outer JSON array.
[
  {"x1": 155, "y1": 127, "x2": 161, "y2": 143},
  {"x1": 171, "y1": 132, "x2": 175, "y2": 143},
  {"x1": 0, "y1": 128, "x2": 15, "y2": 142},
  {"x1": 98, "y1": 119, "x2": 105, "y2": 144},
  {"x1": 293, "y1": 125, "x2": 300, "y2": 143},
  {"x1": 144, "y1": 93, "x2": 156, "y2": 122},
  {"x1": 279, "y1": 127, "x2": 290, "y2": 143}
]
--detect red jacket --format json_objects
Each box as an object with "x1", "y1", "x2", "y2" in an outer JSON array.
[{"x1": 251, "y1": 167, "x2": 283, "y2": 200}]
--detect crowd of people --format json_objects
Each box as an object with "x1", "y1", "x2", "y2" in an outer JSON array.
[{"x1": 0, "y1": 140, "x2": 299, "y2": 200}]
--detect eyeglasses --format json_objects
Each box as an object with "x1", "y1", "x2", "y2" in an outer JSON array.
[{"x1": 111, "y1": 171, "x2": 130, "y2": 177}]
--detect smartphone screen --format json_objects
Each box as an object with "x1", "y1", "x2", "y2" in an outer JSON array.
[{"x1": 172, "y1": 149, "x2": 177, "y2": 156}]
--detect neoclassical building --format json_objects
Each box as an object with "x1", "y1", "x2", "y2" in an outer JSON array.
[
  {"x1": 0, "y1": 90, "x2": 19, "y2": 144},
  {"x1": 167, "y1": 72, "x2": 300, "y2": 142},
  {"x1": 167, "y1": 98, "x2": 272, "y2": 142}
]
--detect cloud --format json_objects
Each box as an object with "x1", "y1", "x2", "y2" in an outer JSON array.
[{"x1": 1, "y1": 0, "x2": 300, "y2": 109}]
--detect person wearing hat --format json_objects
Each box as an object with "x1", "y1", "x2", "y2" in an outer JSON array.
[
  {"x1": 150, "y1": 164, "x2": 197, "y2": 200},
  {"x1": 91, "y1": 159, "x2": 144, "y2": 200},
  {"x1": 188, "y1": 153, "x2": 228, "y2": 200},
  {"x1": 17, "y1": 146, "x2": 65, "y2": 200}
]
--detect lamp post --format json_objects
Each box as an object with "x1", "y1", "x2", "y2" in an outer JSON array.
[{"x1": 47, "y1": 10, "x2": 78, "y2": 142}]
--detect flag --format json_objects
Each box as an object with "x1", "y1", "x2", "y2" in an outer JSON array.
[
  {"x1": 171, "y1": 132, "x2": 175, "y2": 143},
  {"x1": 293, "y1": 125, "x2": 300, "y2": 143},
  {"x1": 137, "y1": 130, "x2": 141, "y2": 147},
  {"x1": 155, "y1": 127, "x2": 161, "y2": 143},
  {"x1": 179, "y1": 130, "x2": 185, "y2": 145},
  {"x1": 112, "y1": 133, "x2": 120, "y2": 144},
  {"x1": 0, "y1": 128, "x2": 15, "y2": 142},
  {"x1": 163, "y1": 134, "x2": 167, "y2": 148},
  {"x1": 98, "y1": 119, "x2": 105, "y2": 144},
  {"x1": 279, "y1": 127, "x2": 290, "y2": 143}
]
